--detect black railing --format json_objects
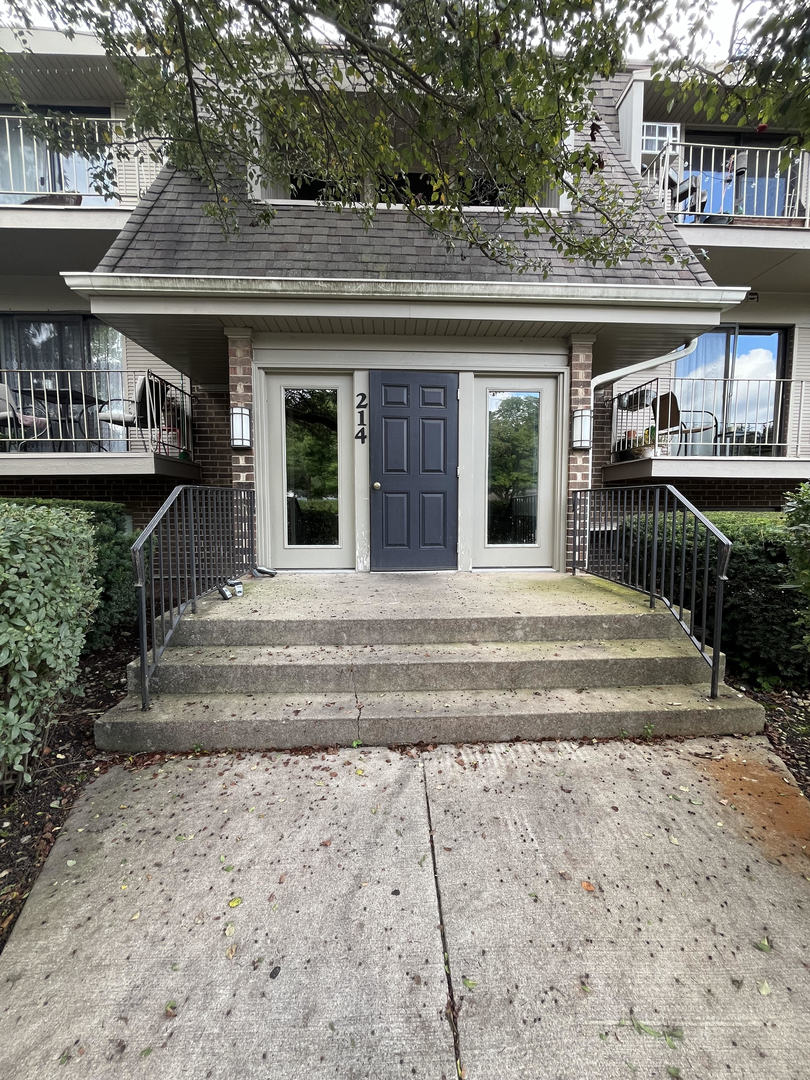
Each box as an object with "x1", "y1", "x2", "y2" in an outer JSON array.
[
  {"x1": 572, "y1": 485, "x2": 732, "y2": 698},
  {"x1": 132, "y1": 485, "x2": 256, "y2": 709}
]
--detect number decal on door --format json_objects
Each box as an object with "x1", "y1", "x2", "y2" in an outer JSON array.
[{"x1": 355, "y1": 392, "x2": 368, "y2": 444}]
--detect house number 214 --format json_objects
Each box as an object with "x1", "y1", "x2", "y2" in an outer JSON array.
[{"x1": 355, "y1": 392, "x2": 368, "y2": 444}]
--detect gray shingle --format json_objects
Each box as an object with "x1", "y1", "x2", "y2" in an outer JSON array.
[{"x1": 97, "y1": 86, "x2": 713, "y2": 289}]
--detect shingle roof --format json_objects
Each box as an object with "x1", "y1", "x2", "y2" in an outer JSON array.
[{"x1": 97, "y1": 82, "x2": 713, "y2": 289}]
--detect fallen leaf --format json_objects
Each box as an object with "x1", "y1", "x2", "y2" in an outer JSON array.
[
  {"x1": 581, "y1": 880, "x2": 595, "y2": 892},
  {"x1": 754, "y1": 937, "x2": 772, "y2": 953},
  {"x1": 669, "y1": 837, "x2": 680, "y2": 846},
  {"x1": 164, "y1": 1001, "x2": 177, "y2": 1019},
  {"x1": 228, "y1": 897, "x2": 243, "y2": 908},
  {"x1": 130, "y1": 911, "x2": 140, "y2": 921},
  {"x1": 758, "y1": 980, "x2": 772, "y2": 996},
  {"x1": 462, "y1": 975, "x2": 477, "y2": 990},
  {"x1": 355, "y1": 768, "x2": 364, "y2": 776},
  {"x1": 320, "y1": 839, "x2": 332, "y2": 847},
  {"x1": 224, "y1": 923, "x2": 235, "y2": 937},
  {"x1": 225, "y1": 943, "x2": 237, "y2": 960}
]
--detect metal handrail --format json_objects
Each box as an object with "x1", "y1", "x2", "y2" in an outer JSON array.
[
  {"x1": 572, "y1": 485, "x2": 732, "y2": 698},
  {"x1": 132, "y1": 485, "x2": 256, "y2": 709}
]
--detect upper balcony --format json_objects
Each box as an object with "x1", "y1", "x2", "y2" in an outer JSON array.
[
  {"x1": 643, "y1": 141, "x2": 810, "y2": 230},
  {"x1": 0, "y1": 114, "x2": 162, "y2": 211}
]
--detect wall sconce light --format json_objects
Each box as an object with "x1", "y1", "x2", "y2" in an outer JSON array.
[
  {"x1": 571, "y1": 407, "x2": 592, "y2": 451},
  {"x1": 230, "y1": 405, "x2": 252, "y2": 449}
]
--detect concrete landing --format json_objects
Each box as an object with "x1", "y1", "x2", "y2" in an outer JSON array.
[{"x1": 0, "y1": 737, "x2": 807, "y2": 1079}]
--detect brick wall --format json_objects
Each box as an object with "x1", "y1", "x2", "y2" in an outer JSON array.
[
  {"x1": 227, "y1": 331, "x2": 255, "y2": 492},
  {"x1": 0, "y1": 475, "x2": 180, "y2": 530},
  {"x1": 566, "y1": 338, "x2": 593, "y2": 569},
  {"x1": 607, "y1": 476, "x2": 803, "y2": 512},
  {"x1": 591, "y1": 385, "x2": 614, "y2": 487},
  {"x1": 192, "y1": 386, "x2": 232, "y2": 487}
]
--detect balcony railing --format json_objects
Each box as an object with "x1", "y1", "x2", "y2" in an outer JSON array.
[
  {"x1": 0, "y1": 114, "x2": 162, "y2": 206},
  {"x1": 643, "y1": 140, "x2": 810, "y2": 227},
  {"x1": 0, "y1": 367, "x2": 193, "y2": 458},
  {"x1": 612, "y1": 377, "x2": 810, "y2": 461}
]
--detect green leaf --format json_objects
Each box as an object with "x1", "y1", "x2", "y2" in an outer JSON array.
[{"x1": 461, "y1": 976, "x2": 477, "y2": 990}]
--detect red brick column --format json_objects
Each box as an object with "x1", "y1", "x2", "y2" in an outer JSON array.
[
  {"x1": 566, "y1": 337, "x2": 593, "y2": 571},
  {"x1": 227, "y1": 330, "x2": 255, "y2": 492},
  {"x1": 191, "y1": 386, "x2": 232, "y2": 486},
  {"x1": 591, "y1": 384, "x2": 614, "y2": 488}
]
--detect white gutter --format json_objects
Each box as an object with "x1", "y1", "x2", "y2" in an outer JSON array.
[
  {"x1": 62, "y1": 271, "x2": 749, "y2": 309},
  {"x1": 588, "y1": 338, "x2": 699, "y2": 486}
]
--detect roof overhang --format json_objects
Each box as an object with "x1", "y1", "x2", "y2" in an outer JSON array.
[{"x1": 63, "y1": 272, "x2": 750, "y2": 382}]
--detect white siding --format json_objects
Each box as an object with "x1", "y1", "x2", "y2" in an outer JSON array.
[
  {"x1": 110, "y1": 104, "x2": 163, "y2": 204},
  {"x1": 787, "y1": 326, "x2": 810, "y2": 456},
  {"x1": 124, "y1": 338, "x2": 184, "y2": 389}
]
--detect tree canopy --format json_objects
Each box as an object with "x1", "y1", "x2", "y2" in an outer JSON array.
[{"x1": 1, "y1": 1, "x2": 807, "y2": 271}]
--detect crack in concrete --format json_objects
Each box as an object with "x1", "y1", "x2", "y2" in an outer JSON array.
[
  {"x1": 421, "y1": 761, "x2": 464, "y2": 1079},
  {"x1": 348, "y1": 661, "x2": 362, "y2": 743}
]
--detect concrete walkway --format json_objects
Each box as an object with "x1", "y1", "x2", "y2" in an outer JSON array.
[{"x1": 1, "y1": 736, "x2": 808, "y2": 1079}]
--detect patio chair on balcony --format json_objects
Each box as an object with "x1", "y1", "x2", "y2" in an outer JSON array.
[
  {"x1": 652, "y1": 391, "x2": 719, "y2": 456},
  {"x1": 0, "y1": 380, "x2": 49, "y2": 450},
  {"x1": 95, "y1": 374, "x2": 167, "y2": 451}
]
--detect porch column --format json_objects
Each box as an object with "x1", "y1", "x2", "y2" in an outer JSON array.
[
  {"x1": 566, "y1": 337, "x2": 593, "y2": 571},
  {"x1": 227, "y1": 329, "x2": 255, "y2": 493}
]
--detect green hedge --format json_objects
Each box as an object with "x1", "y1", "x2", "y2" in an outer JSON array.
[
  {"x1": 707, "y1": 511, "x2": 810, "y2": 688},
  {"x1": 0, "y1": 498, "x2": 136, "y2": 650},
  {"x1": 783, "y1": 482, "x2": 810, "y2": 653},
  {"x1": 0, "y1": 504, "x2": 99, "y2": 786}
]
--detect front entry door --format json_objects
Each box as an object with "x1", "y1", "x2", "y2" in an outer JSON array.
[{"x1": 369, "y1": 370, "x2": 458, "y2": 570}]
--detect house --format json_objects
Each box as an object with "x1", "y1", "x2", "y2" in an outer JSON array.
[
  {"x1": 591, "y1": 68, "x2": 810, "y2": 510},
  {"x1": 6, "y1": 30, "x2": 792, "y2": 575},
  {"x1": 0, "y1": 27, "x2": 200, "y2": 529}
]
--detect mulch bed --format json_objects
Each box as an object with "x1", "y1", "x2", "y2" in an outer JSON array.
[
  {"x1": 0, "y1": 637, "x2": 136, "y2": 954},
  {"x1": 2, "y1": 647, "x2": 809, "y2": 957}
]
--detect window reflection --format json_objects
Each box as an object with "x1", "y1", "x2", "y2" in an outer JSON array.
[
  {"x1": 487, "y1": 390, "x2": 539, "y2": 545},
  {"x1": 285, "y1": 388, "x2": 339, "y2": 546}
]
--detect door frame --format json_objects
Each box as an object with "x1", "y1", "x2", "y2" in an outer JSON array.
[{"x1": 257, "y1": 371, "x2": 356, "y2": 569}]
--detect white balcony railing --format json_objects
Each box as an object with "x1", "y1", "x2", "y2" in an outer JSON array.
[
  {"x1": 0, "y1": 114, "x2": 163, "y2": 206},
  {"x1": 612, "y1": 377, "x2": 810, "y2": 460},
  {"x1": 643, "y1": 141, "x2": 810, "y2": 227}
]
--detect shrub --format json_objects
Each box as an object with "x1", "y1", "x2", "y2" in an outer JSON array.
[
  {"x1": 707, "y1": 511, "x2": 810, "y2": 689},
  {"x1": 783, "y1": 482, "x2": 810, "y2": 653},
  {"x1": 0, "y1": 504, "x2": 100, "y2": 788},
  {"x1": 0, "y1": 498, "x2": 136, "y2": 650}
]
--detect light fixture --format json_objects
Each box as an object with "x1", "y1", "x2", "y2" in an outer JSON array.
[
  {"x1": 571, "y1": 407, "x2": 592, "y2": 451},
  {"x1": 230, "y1": 405, "x2": 252, "y2": 448}
]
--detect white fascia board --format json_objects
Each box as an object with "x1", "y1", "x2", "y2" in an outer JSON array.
[
  {"x1": 0, "y1": 207, "x2": 133, "y2": 231},
  {"x1": 63, "y1": 271, "x2": 749, "y2": 311},
  {"x1": 680, "y1": 225, "x2": 810, "y2": 252},
  {"x1": 0, "y1": 27, "x2": 106, "y2": 57}
]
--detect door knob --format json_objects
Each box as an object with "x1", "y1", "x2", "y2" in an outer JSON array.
[{"x1": 372, "y1": 481, "x2": 381, "y2": 490}]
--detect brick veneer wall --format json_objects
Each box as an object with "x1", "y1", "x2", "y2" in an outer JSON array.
[
  {"x1": 591, "y1": 385, "x2": 613, "y2": 488},
  {"x1": 228, "y1": 331, "x2": 255, "y2": 491},
  {"x1": 567, "y1": 338, "x2": 593, "y2": 569},
  {"x1": 192, "y1": 386, "x2": 232, "y2": 487},
  {"x1": 0, "y1": 475, "x2": 179, "y2": 531},
  {"x1": 605, "y1": 476, "x2": 803, "y2": 511}
]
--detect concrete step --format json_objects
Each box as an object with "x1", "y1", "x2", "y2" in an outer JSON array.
[
  {"x1": 137, "y1": 638, "x2": 716, "y2": 696},
  {"x1": 171, "y1": 610, "x2": 682, "y2": 647},
  {"x1": 96, "y1": 685, "x2": 764, "y2": 752}
]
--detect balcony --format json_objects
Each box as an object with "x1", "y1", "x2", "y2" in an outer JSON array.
[
  {"x1": 0, "y1": 368, "x2": 199, "y2": 479},
  {"x1": 606, "y1": 376, "x2": 810, "y2": 483},
  {"x1": 643, "y1": 141, "x2": 810, "y2": 228},
  {"x1": 0, "y1": 114, "x2": 162, "y2": 207}
]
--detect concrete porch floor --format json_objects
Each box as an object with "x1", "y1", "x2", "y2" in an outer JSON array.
[{"x1": 194, "y1": 570, "x2": 662, "y2": 624}]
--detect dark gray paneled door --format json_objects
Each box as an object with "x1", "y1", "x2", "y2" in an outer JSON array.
[{"x1": 369, "y1": 370, "x2": 459, "y2": 570}]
